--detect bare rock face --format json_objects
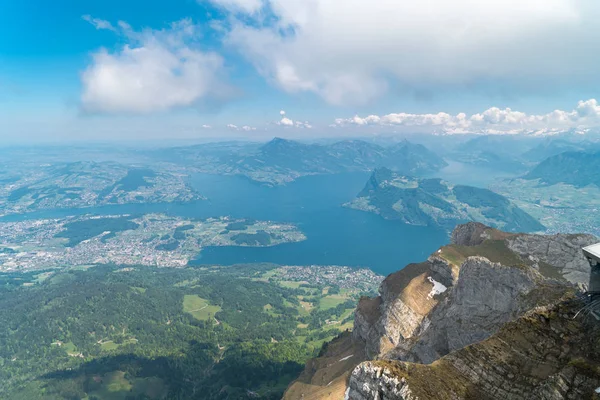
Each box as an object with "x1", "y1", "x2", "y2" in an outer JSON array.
[
  {"x1": 450, "y1": 221, "x2": 492, "y2": 246},
  {"x1": 427, "y1": 255, "x2": 457, "y2": 286},
  {"x1": 353, "y1": 262, "x2": 447, "y2": 358},
  {"x1": 507, "y1": 233, "x2": 597, "y2": 286},
  {"x1": 347, "y1": 223, "x2": 598, "y2": 399},
  {"x1": 346, "y1": 362, "x2": 417, "y2": 400},
  {"x1": 402, "y1": 256, "x2": 545, "y2": 364},
  {"x1": 347, "y1": 301, "x2": 600, "y2": 400},
  {"x1": 283, "y1": 331, "x2": 367, "y2": 400},
  {"x1": 352, "y1": 296, "x2": 382, "y2": 355},
  {"x1": 285, "y1": 223, "x2": 599, "y2": 400}
]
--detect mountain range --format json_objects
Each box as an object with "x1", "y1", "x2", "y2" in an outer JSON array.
[
  {"x1": 444, "y1": 134, "x2": 600, "y2": 176},
  {"x1": 163, "y1": 138, "x2": 448, "y2": 185},
  {"x1": 345, "y1": 168, "x2": 544, "y2": 233},
  {"x1": 524, "y1": 150, "x2": 600, "y2": 187}
]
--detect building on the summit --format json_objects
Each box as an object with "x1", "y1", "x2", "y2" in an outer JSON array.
[{"x1": 583, "y1": 243, "x2": 600, "y2": 297}]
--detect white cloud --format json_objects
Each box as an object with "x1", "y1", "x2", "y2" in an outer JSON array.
[
  {"x1": 295, "y1": 121, "x2": 312, "y2": 129},
  {"x1": 226, "y1": 124, "x2": 256, "y2": 131},
  {"x1": 279, "y1": 117, "x2": 293, "y2": 126},
  {"x1": 81, "y1": 18, "x2": 227, "y2": 113},
  {"x1": 334, "y1": 99, "x2": 600, "y2": 135},
  {"x1": 82, "y1": 15, "x2": 116, "y2": 31},
  {"x1": 212, "y1": 0, "x2": 600, "y2": 105},
  {"x1": 202, "y1": 124, "x2": 212, "y2": 129},
  {"x1": 275, "y1": 111, "x2": 312, "y2": 128}
]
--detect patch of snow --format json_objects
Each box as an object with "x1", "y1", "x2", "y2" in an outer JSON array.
[
  {"x1": 339, "y1": 354, "x2": 354, "y2": 362},
  {"x1": 427, "y1": 276, "x2": 447, "y2": 299}
]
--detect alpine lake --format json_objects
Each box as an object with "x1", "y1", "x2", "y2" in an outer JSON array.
[{"x1": 1, "y1": 172, "x2": 450, "y2": 276}]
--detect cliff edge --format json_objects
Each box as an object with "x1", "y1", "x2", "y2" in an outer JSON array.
[{"x1": 284, "y1": 223, "x2": 598, "y2": 400}]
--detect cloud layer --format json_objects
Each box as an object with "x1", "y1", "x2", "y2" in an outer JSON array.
[
  {"x1": 211, "y1": 0, "x2": 600, "y2": 105},
  {"x1": 81, "y1": 18, "x2": 227, "y2": 113},
  {"x1": 334, "y1": 99, "x2": 600, "y2": 135}
]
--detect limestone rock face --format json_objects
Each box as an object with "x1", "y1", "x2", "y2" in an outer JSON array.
[
  {"x1": 450, "y1": 221, "x2": 492, "y2": 246},
  {"x1": 354, "y1": 262, "x2": 447, "y2": 358},
  {"x1": 353, "y1": 224, "x2": 597, "y2": 365},
  {"x1": 403, "y1": 256, "x2": 542, "y2": 364},
  {"x1": 346, "y1": 362, "x2": 416, "y2": 400},
  {"x1": 285, "y1": 223, "x2": 599, "y2": 400},
  {"x1": 427, "y1": 255, "x2": 456, "y2": 286},
  {"x1": 507, "y1": 232, "x2": 597, "y2": 285},
  {"x1": 347, "y1": 302, "x2": 600, "y2": 400}
]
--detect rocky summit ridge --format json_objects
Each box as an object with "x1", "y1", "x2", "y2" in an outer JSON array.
[{"x1": 284, "y1": 223, "x2": 600, "y2": 400}]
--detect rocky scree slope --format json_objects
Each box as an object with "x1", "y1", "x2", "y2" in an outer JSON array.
[{"x1": 284, "y1": 222, "x2": 598, "y2": 399}]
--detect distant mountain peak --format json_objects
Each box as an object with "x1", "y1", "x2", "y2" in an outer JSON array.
[
  {"x1": 524, "y1": 150, "x2": 600, "y2": 187},
  {"x1": 259, "y1": 137, "x2": 308, "y2": 156},
  {"x1": 268, "y1": 137, "x2": 290, "y2": 144}
]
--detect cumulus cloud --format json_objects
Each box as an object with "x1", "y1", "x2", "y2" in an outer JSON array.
[
  {"x1": 275, "y1": 111, "x2": 312, "y2": 128},
  {"x1": 209, "y1": 0, "x2": 600, "y2": 105},
  {"x1": 80, "y1": 18, "x2": 228, "y2": 113},
  {"x1": 279, "y1": 117, "x2": 294, "y2": 126},
  {"x1": 202, "y1": 124, "x2": 212, "y2": 129},
  {"x1": 333, "y1": 99, "x2": 600, "y2": 135}
]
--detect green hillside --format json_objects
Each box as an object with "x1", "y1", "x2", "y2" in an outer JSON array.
[{"x1": 0, "y1": 263, "x2": 379, "y2": 400}]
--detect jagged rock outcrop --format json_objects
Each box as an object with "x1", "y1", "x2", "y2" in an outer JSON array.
[
  {"x1": 284, "y1": 223, "x2": 599, "y2": 400},
  {"x1": 401, "y1": 256, "x2": 548, "y2": 364},
  {"x1": 347, "y1": 300, "x2": 600, "y2": 400},
  {"x1": 506, "y1": 232, "x2": 597, "y2": 286},
  {"x1": 450, "y1": 221, "x2": 497, "y2": 246},
  {"x1": 353, "y1": 223, "x2": 596, "y2": 364},
  {"x1": 284, "y1": 332, "x2": 368, "y2": 400}
]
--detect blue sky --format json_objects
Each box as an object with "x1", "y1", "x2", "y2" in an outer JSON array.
[{"x1": 2, "y1": 0, "x2": 600, "y2": 142}]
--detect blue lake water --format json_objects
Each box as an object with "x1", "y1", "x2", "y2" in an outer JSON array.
[
  {"x1": 424, "y1": 160, "x2": 518, "y2": 188},
  {"x1": 1, "y1": 173, "x2": 449, "y2": 276}
]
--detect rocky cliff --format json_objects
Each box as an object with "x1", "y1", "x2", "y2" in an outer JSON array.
[
  {"x1": 284, "y1": 223, "x2": 599, "y2": 400},
  {"x1": 347, "y1": 300, "x2": 600, "y2": 400}
]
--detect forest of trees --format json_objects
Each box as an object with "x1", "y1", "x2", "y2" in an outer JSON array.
[{"x1": 0, "y1": 263, "x2": 363, "y2": 399}]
